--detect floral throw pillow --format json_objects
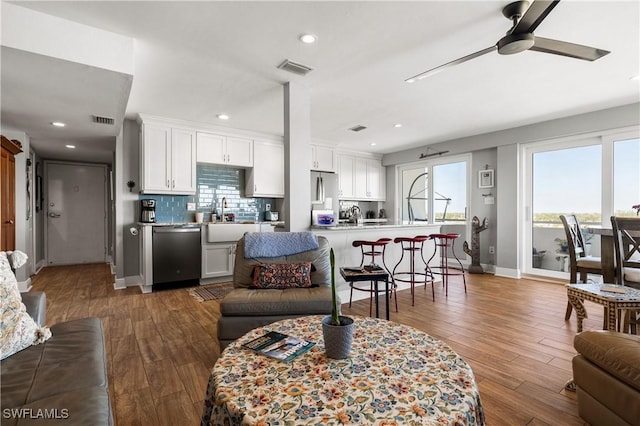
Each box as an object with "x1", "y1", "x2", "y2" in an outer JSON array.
[
  {"x1": 0, "y1": 252, "x2": 51, "y2": 360},
  {"x1": 252, "y1": 262, "x2": 313, "y2": 289}
]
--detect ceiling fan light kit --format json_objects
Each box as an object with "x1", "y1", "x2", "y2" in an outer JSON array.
[
  {"x1": 498, "y1": 33, "x2": 535, "y2": 55},
  {"x1": 406, "y1": 0, "x2": 610, "y2": 83}
]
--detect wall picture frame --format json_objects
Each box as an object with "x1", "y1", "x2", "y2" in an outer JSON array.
[{"x1": 478, "y1": 169, "x2": 494, "y2": 188}]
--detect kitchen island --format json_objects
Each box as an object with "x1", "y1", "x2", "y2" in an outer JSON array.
[{"x1": 312, "y1": 223, "x2": 444, "y2": 302}]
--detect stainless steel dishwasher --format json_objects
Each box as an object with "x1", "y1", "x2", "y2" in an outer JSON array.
[{"x1": 152, "y1": 225, "x2": 201, "y2": 286}]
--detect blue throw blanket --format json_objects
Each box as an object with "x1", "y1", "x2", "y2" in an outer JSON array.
[{"x1": 244, "y1": 232, "x2": 319, "y2": 258}]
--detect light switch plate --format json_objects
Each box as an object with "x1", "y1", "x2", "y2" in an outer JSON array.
[
  {"x1": 484, "y1": 196, "x2": 494, "y2": 205},
  {"x1": 187, "y1": 202, "x2": 196, "y2": 211}
]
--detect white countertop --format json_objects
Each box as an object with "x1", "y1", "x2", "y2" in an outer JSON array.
[
  {"x1": 312, "y1": 222, "x2": 443, "y2": 231},
  {"x1": 138, "y1": 221, "x2": 281, "y2": 226}
]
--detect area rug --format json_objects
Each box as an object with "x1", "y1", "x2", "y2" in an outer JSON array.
[{"x1": 188, "y1": 282, "x2": 234, "y2": 302}]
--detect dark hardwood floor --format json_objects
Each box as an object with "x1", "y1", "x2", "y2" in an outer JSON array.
[{"x1": 29, "y1": 263, "x2": 602, "y2": 425}]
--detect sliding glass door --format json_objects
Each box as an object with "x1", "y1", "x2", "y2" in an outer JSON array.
[{"x1": 522, "y1": 128, "x2": 639, "y2": 278}]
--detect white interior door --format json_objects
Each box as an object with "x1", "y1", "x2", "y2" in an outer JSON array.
[{"x1": 46, "y1": 162, "x2": 107, "y2": 265}]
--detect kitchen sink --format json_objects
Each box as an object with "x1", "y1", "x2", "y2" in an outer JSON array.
[{"x1": 206, "y1": 223, "x2": 261, "y2": 243}]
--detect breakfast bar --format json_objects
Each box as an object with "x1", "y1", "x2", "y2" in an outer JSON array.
[{"x1": 313, "y1": 223, "x2": 444, "y2": 300}]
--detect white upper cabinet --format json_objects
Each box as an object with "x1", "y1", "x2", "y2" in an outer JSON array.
[
  {"x1": 246, "y1": 140, "x2": 285, "y2": 198},
  {"x1": 197, "y1": 132, "x2": 253, "y2": 167},
  {"x1": 337, "y1": 154, "x2": 385, "y2": 201},
  {"x1": 171, "y1": 128, "x2": 197, "y2": 193},
  {"x1": 311, "y1": 145, "x2": 335, "y2": 172},
  {"x1": 337, "y1": 155, "x2": 355, "y2": 199},
  {"x1": 141, "y1": 123, "x2": 196, "y2": 194}
]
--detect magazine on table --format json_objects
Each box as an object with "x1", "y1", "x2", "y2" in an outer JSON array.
[{"x1": 242, "y1": 331, "x2": 315, "y2": 362}]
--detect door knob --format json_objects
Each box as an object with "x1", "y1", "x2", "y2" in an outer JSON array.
[
  {"x1": 4, "y1": 219, "x2": 14, "y2": 224},
  {"x1": 48, "y1": 212, "x2": 61, "y2": 218}
]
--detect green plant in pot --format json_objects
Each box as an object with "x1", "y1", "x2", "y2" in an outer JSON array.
[{"x1": 321, "y1": 248, "x2": 355, "y2": 359}]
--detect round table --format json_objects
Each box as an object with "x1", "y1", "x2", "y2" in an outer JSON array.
[{"x1": 202, "y1": 315, "x2": 484, "y2": 425}]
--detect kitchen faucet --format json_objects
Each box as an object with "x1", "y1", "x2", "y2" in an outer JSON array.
[
  {"x1": 221, "y1": 197, "x2": 228, "y2": 222},
  {"x1": 349, "y1": 205, "x2": 363, "y2": 226}
]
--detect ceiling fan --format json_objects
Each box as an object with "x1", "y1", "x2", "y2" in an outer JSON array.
[{"x1": 406, "y1": 0, "x2": 610, "y2": 83}]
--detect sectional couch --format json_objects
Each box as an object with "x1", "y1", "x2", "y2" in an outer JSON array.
[{"x1": 0, "y1": 252, "x2": 113, "y2": 425}]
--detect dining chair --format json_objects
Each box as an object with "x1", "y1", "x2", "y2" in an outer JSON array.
[
  {"x1": 611, "y1": 216, "x2": 640, "y2": 333},
  {"x1": 560, "y1": 215, "x2": 604, "y2": 320}
]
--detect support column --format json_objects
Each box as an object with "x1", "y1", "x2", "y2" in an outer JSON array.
[{"x1": 283, "y1": 82, "x2": 311, "y2": 231}]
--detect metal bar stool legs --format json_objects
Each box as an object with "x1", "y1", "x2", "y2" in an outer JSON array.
[
  {"x1": 428, "y1": 233, "x2": 467, "y2": 297},
  {"x1": 392, "y1": 236, "x2": 435, "y2": 305},
  {"x1": 349, "y1": 238, "x2": 397, "y2": 315}
]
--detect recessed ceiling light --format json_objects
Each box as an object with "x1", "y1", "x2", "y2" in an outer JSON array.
[
  {"x1": 370, "y1": 142, "x2": 377, "y2": 146},
  {"x1": 217, "y1": 114, "x2": 230, "y2": 120},
  {"x1": 394, "y1": 123, "x2": 403, "y2": 128},
  {"x1": 65, "y1": 144, "x2": 76, "y2": 149},
  {"x1": 631, "y1": 75, "x2": 640, "y2": 81},
  {"x1": 51, "y1": 121, "x2": 66, "y2": 127},
  {"x1": 299, "y1": 34, "x2": 317, "y2": 44}
]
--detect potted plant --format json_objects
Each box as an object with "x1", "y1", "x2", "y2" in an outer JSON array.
[{"x1": 321, "y1": 248, "x2": 355, "y2": 359}]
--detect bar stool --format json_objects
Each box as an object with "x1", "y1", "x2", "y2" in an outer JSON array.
[
  {"x1": 428, "y1": 233, "x2": 466, "y2": 296},
  {"x1": 349, "y1": 238, "x2": 398, "y2": 315},
  {"x1": 392, "y1": 235, "x2": 434, "y2": 305}
]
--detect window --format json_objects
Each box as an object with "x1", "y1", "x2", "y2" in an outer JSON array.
[{"x1": 613, "y1": 137, "x2": 640, "y2": 217}]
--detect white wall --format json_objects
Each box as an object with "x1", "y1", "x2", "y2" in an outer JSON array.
[{"x1": 2, "y1": 2, "x2": 134, "y2": 75}]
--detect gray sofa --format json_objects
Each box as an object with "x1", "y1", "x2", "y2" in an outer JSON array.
[
  {"x1": 217, "y1": 234, "x2": 335, "y2": 349},
  {"x1": 1, "y1": 291, "x2": 113, "y2": 425},
  {"x1": 572, "y1": 330, "x2": 640, "y2": 426}
]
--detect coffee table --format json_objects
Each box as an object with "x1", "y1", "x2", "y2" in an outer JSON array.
[
  {"x1": 202, "y1": 315, "x2": 485, "y2": 425},
  {"x1": 566, "y1": 283, "x2": 640, "y2": 332}
]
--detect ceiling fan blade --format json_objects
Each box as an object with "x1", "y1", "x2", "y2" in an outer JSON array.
[
  {"x1": 512, "y1": 0, "x2": 560, "y2": 34},
  {"x1": 405, "y1": 45, "x2": 497, "y2": 82},
  {"x1": 531, "y1": 36, "x2": 610, "y2": 61}
]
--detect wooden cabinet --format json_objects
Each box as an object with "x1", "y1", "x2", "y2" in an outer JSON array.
[
  {"x1": 246, "y1": 140, "x2": 284, "y2": 198},
  {"x1": 337, "y1": 154, "x2": 385, "y2": 201},
  {"x1": 355, "y1": 157, "x2": 385, "y2": 200},
  {"x1": 140, "y1": 123, "x2": 196, "y2": 194},
  {"x1": 337, "y1": 155, "x2": 355, "y2": 199},
  {"x1": 196, "y1": 132, "x2": 253, "y2": 167},
  {"x1": 1, "y1": 136, "x2": 22, "y2": 251},
  {"x1": 139, "y1": 225, "x2": 153, "y2": 290},
  {"x1": 311, "y1": 145, "x2": 335, "y2": 172},
  {"x1": 202, "y1": 243, "x2": 236, "y2": 278}
]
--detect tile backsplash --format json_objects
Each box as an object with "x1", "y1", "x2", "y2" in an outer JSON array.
[{"x1": 140, "y1": 165, "x2": 275, "y2": 223}]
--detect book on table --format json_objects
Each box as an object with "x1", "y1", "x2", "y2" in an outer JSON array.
[{"x1": 242, "y1": 331, "x2": 316, "y2": 362}]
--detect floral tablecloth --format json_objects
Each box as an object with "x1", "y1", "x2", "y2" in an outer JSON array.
[{"x1": 202, "y1": 316, "x2": 484, "y2": 426}]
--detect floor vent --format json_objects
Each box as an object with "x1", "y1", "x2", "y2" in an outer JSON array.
[
  {"x1": 92, "y1": 115, "x2": 115, "y2": 125},
  {"x1": 277, "y1": 59, "x2": 313, "y2": 76},
  {"x1": 349, "y1": 125, "x2": 367, "y2": 132}
]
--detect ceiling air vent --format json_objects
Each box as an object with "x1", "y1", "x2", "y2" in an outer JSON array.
[
  {"x1": 277, "y1": 59, "x2": 313, "y2": 76},
  {"x1": 349, "y1": 125, "x2": 367, "y2": 132},
  {"x1": 92, "y1": 115, "x2": 115, "y2": 125}
]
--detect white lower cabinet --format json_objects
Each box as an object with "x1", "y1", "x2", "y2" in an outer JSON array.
[{"x1": 202, "y1": 243, "x2": 236, "y2": 279}]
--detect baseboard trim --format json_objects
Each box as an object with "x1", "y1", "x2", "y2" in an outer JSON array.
[
  {"x1": 494, "y1": 267, "x2": 520, "y2": 279},
  {"x1": 18, "y1": 277, "x2": 32, "y2": 293},
  {"x1": 114, "y1": 277, "x2": 126, "y2": 290}
]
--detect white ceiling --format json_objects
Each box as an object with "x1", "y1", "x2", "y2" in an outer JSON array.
[{"x1": 2, "y1": 1, "x2": 639, "y2": 164}]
